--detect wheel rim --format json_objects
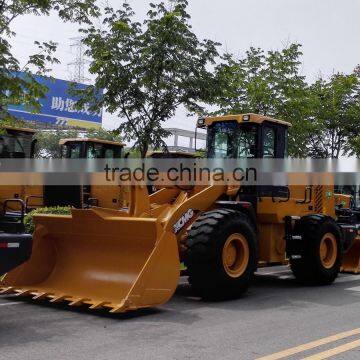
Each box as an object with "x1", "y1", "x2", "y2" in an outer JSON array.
[
  {"x1": 319, "y1": 233, "x2": 337, "y2": 269},
  {"x1": 222, "y1": 233, "x2": 250, "y2": 278}
]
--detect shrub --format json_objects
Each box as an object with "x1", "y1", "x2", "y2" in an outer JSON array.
[{"x1": 24, "y1": 206, "x2": 71, "y2": 234}]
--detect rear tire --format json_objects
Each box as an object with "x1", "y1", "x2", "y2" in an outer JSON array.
[
  {"x1": 290, "y1": 217, "x2": 342, "y2": 285},
  {"x1": 185, "y1": 209, "x2": 258, "y2": 300}
]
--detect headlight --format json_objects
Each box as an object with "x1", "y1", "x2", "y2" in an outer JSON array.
[
  {"x1": 242, "y1": 114, "x2": 250, "y2": 122},
  {"x1": 197, "y1": 117, "x2": 205, "y2": 127}
]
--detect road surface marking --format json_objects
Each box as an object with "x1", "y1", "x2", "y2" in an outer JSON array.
[
  {"x1": 256, "y1": 270, "x2": 291, "y2": 276},
  {"x1": 256, "y1": 328, "x2": 360, "y2": 360},
  {"x1": 0, "y1": 302, "x2": 21, "y2": 307},
  {"x1": 301, "y1": 338, "x2": 360, "y2": 359},
  {"x1": 336, "y1": 275, "x2": 360, "y2": 284},
  {"x1": 278, "y1": 275, "x2": 293, "y2": 280},
  {"x1": 345, "y1": 286, "x2": 360, "y2": 292}
]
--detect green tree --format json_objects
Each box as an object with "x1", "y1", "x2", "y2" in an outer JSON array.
[
  {"x1": 0, "y1": 0, "x2": 99, "y2": 120},
  {"x1": 76, "y1": 0, "x2": 219, "y2": 157},
  {"x1": 34, "y1": 129, "x2": 80, "y2": 158},
  {"x1": 349, "y1": 137, "x2": 360, "y2": 157},
  {"x1": 214, "y1": 44, "x2": 313, "y2": 157},
  {"x1": 85, "y1": 127, "x2": 122, "y2": 142},
  {"x1": 0, "y1": 116, "x2": 34, "y2": 134},
  {"x1": 308, "y1": 74, "x2": 360, "y2": 158}
]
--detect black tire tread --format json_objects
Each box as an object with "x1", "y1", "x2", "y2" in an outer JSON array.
[
  {"x1": 290, "y1": 218, "x2": 342, "y2": 285},
  {"x1": 185, "y1": 209, "x2": 258, "y2": 300}
]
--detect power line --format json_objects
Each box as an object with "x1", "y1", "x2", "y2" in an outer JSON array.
[
  {"x1": 10, "y1": 38, "x2": 75, "y2": 57},
  {"x1": 15, "y1": 33, "x2": 70, "y2": 48},
  {"x1": 67, "y1": 37, "x2": 91, "y2": 84}
]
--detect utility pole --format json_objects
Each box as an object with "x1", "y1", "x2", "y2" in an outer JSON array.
[{"x1": 67, "y1": 37, "x2": 91, "y2": 84}]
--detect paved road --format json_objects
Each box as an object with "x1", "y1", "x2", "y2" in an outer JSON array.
[{"x1": 2, "y1": 266, "x2": 360, "y2": 360}]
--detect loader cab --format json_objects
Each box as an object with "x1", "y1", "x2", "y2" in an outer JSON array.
[
  {"x1": 0, "y1": 126, "x2": 38, "y2": 218},
  {"x1": 44, "y1": 138, "x2": 125, "y2": 209},
  {"x1": 60, "y1": 138, "x2": 124, "y2": 159},
  {"x1": 199, "y1": 114, "x2": 292, "y2": 206},
  {"x1": 0, "y1": 126, "x2": 37, "y2": 158},
  {"x1": 200, "y1": 114, "x2": 291, "y2": 159}
]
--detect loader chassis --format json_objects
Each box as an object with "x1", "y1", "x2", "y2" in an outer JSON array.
[{"x1": 2, "y1": 114, "x2": 360, "y2": 312}]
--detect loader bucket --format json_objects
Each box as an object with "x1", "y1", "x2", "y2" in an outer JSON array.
[
  {"x1": 0, "y1": 208, "x2": 180, "y2": 313},
  {"x1": 342, "y1": 234, "x2": 360, "y2": 274}
]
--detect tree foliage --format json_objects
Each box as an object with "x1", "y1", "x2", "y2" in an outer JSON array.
[
  {"x1": 214, "y1": 44, "x2": 313, "y2": 157},
  {"x1": 349, "y1": 137, "x2": 360, "y2": 157},
  {"x1": 0, "y1": 116, "x2": 35, "y2": 134},
  {"x1": 0, "y1": 0, "x2": 99, "y2": 120},
  {"x1": 76, "y1": 0, "x2": 219, "y2": 157},
  {"x1": 214, "y1": 44, "x2": 360, "y2": 158},
  {"x1": 215, "y1": 44, "x2": 307, "y2": 116},
  {"x1": 2, "y1": 1, "x2": 359, "y2": 160},
  {"x1": 306, "y1": 74, "x2": 360, "y2": 158}
]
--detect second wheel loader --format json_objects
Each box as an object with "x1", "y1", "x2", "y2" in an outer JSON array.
[
  {"x1": 1, "y1": 114, "x2": 360, "y2": 313},
  {"x1": 0, "y1": 128, "x2": 125, "y2": 276}
]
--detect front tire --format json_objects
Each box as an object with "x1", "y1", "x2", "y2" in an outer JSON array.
[{"x1": 185, "y1": 209, "x2": 258, "y2": 300}]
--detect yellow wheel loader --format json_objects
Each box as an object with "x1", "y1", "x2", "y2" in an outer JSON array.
[
  {"x1": 0, "y1": 129, "x2": 126, "y2": 212},
  {"x1": 1, "y1": 114, "x2": 360, "y2": 313},
  {"x1": 0, "y1": 128, "x2": 124, "y2": 275}
]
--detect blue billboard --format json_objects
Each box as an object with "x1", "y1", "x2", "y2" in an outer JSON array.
[{"x1": 8, "y1": 74, "x2": 102, "y2": 129}]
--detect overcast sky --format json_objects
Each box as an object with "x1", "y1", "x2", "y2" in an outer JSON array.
[{"x1": 10, "y1": 0, "x2": 360, "y2": 139}]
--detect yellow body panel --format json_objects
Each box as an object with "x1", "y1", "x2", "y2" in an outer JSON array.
[
  {"x1": 0, "y1": 185, "x2": 43, "y2": 212},
  {"x1": 335, "y1": 194, "x2": 352, "y2": 208},
  {"x1": 254, "y1": 185, "x2": 336, "y2": 264},
  {"x1": 0, "y1": 127, "x2": 41, "y2": 211},
  {"x1": 85, "y1": 185, "x2": 124, "y2": 209}
]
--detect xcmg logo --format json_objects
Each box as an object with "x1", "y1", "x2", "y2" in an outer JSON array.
[{"x1": 173, "y1": 209, "x2": 195, "y2": 234}]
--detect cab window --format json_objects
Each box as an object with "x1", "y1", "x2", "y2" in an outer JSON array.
[
  {"x1": 104, "y1": 145, "x2": 122, "y2": 159},
  {"x1": 238, "y1": 127, "x2": 257, "y2": 158},
  {"x1": 214, "y1": 131, "x2": 230, "y2": 158},
  {"x1": 87, "y1": 143, "x2": 103, "y2": 158},
  {"x1": 105, "y1": 148, "x2": 115, "y2": 159},
  {"x1": 263, "y1": 127, "x2": 275, "y2": 158},
  {"x1": 68, "y1": 143, "x2": 82, "y2": 159},
  {"x1": 0, "y1": 135, "x2": 31, "y2": 158},
  {"x1": 284, "y1": 129, "x2": 289, "y2": 158}
]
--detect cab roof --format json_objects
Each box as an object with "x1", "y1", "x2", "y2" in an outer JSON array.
[
  {"x1": 59, "y1": 138, "x2": 125, "y2": 147},
  {"x1": 203, "y1": 113, "x2": 292, "y2": 128},
  {"x1": 147, "y1": 151, "x2": 198, "y2": 158},
  {"x1": 1, "y1": 125, "x2": 36, "y2": 134}
]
